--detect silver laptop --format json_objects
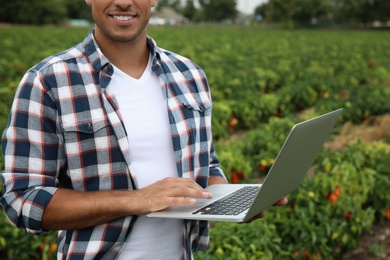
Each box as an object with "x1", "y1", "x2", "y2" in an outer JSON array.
[{"x1": 147, "y1": 108, "x2": 343, "y2": 222}]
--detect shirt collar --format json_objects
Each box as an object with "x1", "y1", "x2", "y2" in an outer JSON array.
[
  {"x1": 82, "y1": 30, "x2": 162, "y2": 74},
  {"x1": 82, "y1": 29, "x2": 111, "y2": 73}
]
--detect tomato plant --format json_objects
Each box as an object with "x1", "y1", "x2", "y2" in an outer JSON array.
[{"x1": 1, "y1": 26, "x2": 389, "y2": 259}]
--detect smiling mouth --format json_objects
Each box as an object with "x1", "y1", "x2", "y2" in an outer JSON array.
[{"x1": 113, "y1": 15, "x2": 134, "y2": 21}]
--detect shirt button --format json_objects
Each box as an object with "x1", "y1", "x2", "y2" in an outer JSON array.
[{"x1": 87, "y1": 123, "x2": 93, "y2": 131}]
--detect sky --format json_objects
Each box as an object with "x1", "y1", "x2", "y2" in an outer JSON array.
[{"x1": 237, "y1": 0, "x2": 267, "y2": 15}]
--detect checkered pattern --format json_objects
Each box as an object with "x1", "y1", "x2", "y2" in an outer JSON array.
[{"x1": 1, "y1": 30, "x2": 225, "y2": 259}]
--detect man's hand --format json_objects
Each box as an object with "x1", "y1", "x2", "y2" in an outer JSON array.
[
  {"x1": 42, "y1": 177, "x2": 213, "y2": 230},
  {"x1": 134, "y1": 177, "x2": 213, "y2": 214},
  {"x1": 242, "y1": 197, "x2": 288, "y2": 223}
]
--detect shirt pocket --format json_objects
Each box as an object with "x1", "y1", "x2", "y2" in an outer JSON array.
[
  {"x1": 182, "y1": 99, "x2": 213, "y2": 113},
  {"x1": 181, "y1": 99, "x2": 213, "y2": 152},
  {"x1": 181, "y1": 99, "x2": 213, "y2": 130},
  {"x1": 62, "y1": 119, "x2": 108, "y2": 143},
  {"x1": 61, "y1": 118, "x2": 125, "y2": 186}
]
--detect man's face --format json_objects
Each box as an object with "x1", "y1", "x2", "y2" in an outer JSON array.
[{"x1": 85, "y1": 0, "x2": 157, "y2": 44}]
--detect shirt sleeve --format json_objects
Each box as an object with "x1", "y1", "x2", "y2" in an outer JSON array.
[{"x1": 0, "y1": 69, "x2": 64, "y2": 235}]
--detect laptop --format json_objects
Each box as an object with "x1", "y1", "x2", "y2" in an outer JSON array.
[{"x1": 147, "y1": 108, "x2": 343, "y2": 222}]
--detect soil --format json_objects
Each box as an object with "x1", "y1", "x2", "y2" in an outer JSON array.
[
  {"x1": 342, "y1": 220, "x2": 390, "y2": 259},
  {"x1": 325, "y1": 114, "x2": 390, "y2": 150},
  {"x1": 326, "y1": 113, "x2": 390, "y2": 259}
]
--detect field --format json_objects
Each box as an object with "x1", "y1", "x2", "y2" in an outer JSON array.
[{"x1": 0, "y1": 25, "x2": 389, "y2": 259}]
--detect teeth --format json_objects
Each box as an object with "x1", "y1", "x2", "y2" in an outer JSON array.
[{"x1": 113, "y1": 15, "x2": 133, "y2": 21}]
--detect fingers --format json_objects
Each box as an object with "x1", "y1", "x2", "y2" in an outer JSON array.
[
  {"x1": 159, "y1": 177, "x2": 212, "y2": 199},
  {"x1": 273, "y1": 197, "x2": 288, "y2": 206},
  {"x1": 241, "y1": 197, "x2": 289, "y2": 224},
  {"x1": 136, "y1": 177, "x2": 212, "y2": 213},
  {"x1": 240, "y1": 212, "x2": 265, "y2": 224}
]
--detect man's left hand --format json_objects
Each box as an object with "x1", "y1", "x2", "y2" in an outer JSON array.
[{"x1": 242, "y1": 197, "x2": 288, "y2": 224}]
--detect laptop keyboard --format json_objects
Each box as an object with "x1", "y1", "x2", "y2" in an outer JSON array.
[{"x1": 192, "y1": 186, "x2": 260, "y2": 215}]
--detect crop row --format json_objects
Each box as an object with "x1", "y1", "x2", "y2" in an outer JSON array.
[{"x1": 0, "y1": 26, "x2": 389, "y2": 259}]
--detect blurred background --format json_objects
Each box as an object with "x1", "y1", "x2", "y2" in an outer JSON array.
[{"x1": 1, "y1": 0, "x2": 390, "y2": 28}]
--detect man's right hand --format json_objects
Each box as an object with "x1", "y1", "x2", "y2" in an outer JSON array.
[
  {"x1": 42, "y1": 177, "x2": 212, "y2": 230},
  {"x1": 134, "y1": 177, "x2": 213, "y2": 214}
]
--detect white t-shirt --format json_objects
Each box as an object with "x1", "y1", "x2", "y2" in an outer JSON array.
[{"x1": 107, "y1": 55, "x2": 185, "y2": 259}]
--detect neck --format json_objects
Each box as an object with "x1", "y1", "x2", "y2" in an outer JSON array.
[{"x1": 94, "y1": 30, "x2": 150, "y2": 79}]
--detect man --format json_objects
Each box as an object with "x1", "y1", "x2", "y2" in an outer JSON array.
[{"x1": 0, "y1": 0, "x2": 287, "y2": 259}]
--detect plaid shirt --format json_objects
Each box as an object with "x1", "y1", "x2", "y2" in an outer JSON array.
[{"x1": 1, "y1": 30, "x2": 225, "y2": 259}]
